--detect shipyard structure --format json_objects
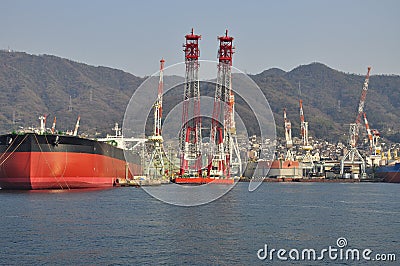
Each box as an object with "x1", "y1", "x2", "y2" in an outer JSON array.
[{"x1": 143, "y1": 29, "x2": 398, "y2": 184}]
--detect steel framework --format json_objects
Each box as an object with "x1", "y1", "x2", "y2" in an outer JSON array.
[{"x1": 179, "y1": 29, "x2": 202, "y2": 177}]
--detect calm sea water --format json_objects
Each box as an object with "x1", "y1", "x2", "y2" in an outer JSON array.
[{"x1": 0, "y1": 183, "x2": 398, "y2": 265}]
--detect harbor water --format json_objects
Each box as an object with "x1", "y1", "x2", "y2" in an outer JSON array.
[{"x1": 0, "y1": 183, "x2": 398, "y2": 265}]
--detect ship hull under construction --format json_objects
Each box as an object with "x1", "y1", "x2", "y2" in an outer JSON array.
[
  {"x1": 244, "y1": 160, "x2": 301, "y2": 179},
  {"x1": 0, "y1": 133, "x2": 141, "y2": 190}
]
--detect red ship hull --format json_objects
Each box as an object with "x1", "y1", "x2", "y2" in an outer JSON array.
[
  {"x1": 382, "y1": 172, "x2": 400, "y2": 183},
  {"x1": 0, "y1": 133, "x2": 141, "y2": 190}
]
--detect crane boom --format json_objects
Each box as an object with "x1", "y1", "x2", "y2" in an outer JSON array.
[
  {"x1": 51, "y1": 117, "x2": 57, "y2": 134},
  {"x1": 355, "y1": 67, "x2": 371, "y2": 125},
  {"x1": 73, "y1": 116, "x2": 80, "y2": 136},
  {"x1": 363, "y1": 112, "x2": 373, "y2": 150},
  {"x1": 154, "y1": 58, "x2": 164, "y2": 137},
  {"x1": 350, "y1": 67, "x2": 371, "y2": 147},
  {"x1": 299, "y1": 99, "x2": 309, "y2": 147},
  {"x1": 283, "y1": 108, "x2": 292, "y2": 147}
]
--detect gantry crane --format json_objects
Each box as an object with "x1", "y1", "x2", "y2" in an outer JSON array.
[
  {"x1": 146, "y1": 59, "x2": 166, "y2": 179},
  {"x1": 340, "y1": 67, "x2": 371, "y2": 177}
]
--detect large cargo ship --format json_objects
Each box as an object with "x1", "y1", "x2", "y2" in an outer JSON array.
[
  {"x1": 0, "y1": 133, "x2": 142, "y2": 189},
  {"x1": 375, "y1": 163, "x2": 400, "y2": 183}
]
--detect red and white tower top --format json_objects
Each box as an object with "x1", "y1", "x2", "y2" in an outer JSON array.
[
  {"x1": 218, "y1": 30, "x2": 234, "y2": 65},
  {"x1": 184, "y1": 28, "x2": 201, "y2": 61}
]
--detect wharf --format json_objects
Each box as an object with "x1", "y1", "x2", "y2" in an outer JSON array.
[{"x1": 239, "y1": 177, "x2": 384, "y2": 183}]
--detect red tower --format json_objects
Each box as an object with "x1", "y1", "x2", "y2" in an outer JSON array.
[
  {"x1": 179, "y1": 29, "x2": 202, "y2": 177},
  {"x1": 207, "y1": 30, "x2": 235, "y2": 179}
]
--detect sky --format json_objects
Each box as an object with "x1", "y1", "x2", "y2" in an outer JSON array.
[{"x1": 0, "y1": 0, "x2": 399, "y2": 77}]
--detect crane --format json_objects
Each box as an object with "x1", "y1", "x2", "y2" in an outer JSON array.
[
  {"x1": 51, "y1": 117, "x2": 57, "y2": 134},
  {"x1": 207, "y1": 30, "x2": 239, "y2": 179},
  {"x1": 179, "y1": 28, "x2": 202, "y2": 178},
  {"x1": 299, "y1": 99, "x2": 313, "y2": 162},
  {"x1": 363, "y1": 112, "x2": 382, "y2": 166},
  {"x1": 363, "y1": 112, "x2": 373, "y2": 151},
  {"x1": 39, "y1": 115, "x2": 46, "y2": 134},
  {"x1": 146, "y1": 59, "x2": 166, "y2": 180},
  {"x1": 73, "y1": 116, "x2": 80, "y2": 136},
  {"x1": 340, "y1": 67, "x2": 371, "y2": 177},
  {"x1": 283, "y1": 108, "x2": 294, "y2": 161}
]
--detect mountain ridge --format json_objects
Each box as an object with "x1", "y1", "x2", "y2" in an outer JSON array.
[{"x1": 1, "y1": 50, "x2": 399, "y2": 142}]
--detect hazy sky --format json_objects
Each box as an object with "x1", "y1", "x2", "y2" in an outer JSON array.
[{"x1": 1, "y1": 0, "x2": 399, "y2": 76}]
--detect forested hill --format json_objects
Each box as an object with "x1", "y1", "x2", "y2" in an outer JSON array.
[
  {"x1": 1, "y1": 50, "x2": 399, "y2": 142},
  {"x1": 250, "y1": 63, "x2": 400, "y2": 142},
  {"x1": 0, "y1": 50, "x2": 144, "y2": 136}
]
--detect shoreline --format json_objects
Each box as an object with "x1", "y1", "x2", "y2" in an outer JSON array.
[{"x1": 238, "y1": 177, "x2": 385, "y2": 183}]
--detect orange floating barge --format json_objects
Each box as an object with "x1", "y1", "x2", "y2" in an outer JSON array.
[{"x1": 174, "y1": 177, "x2": 234, "y2": 184}]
